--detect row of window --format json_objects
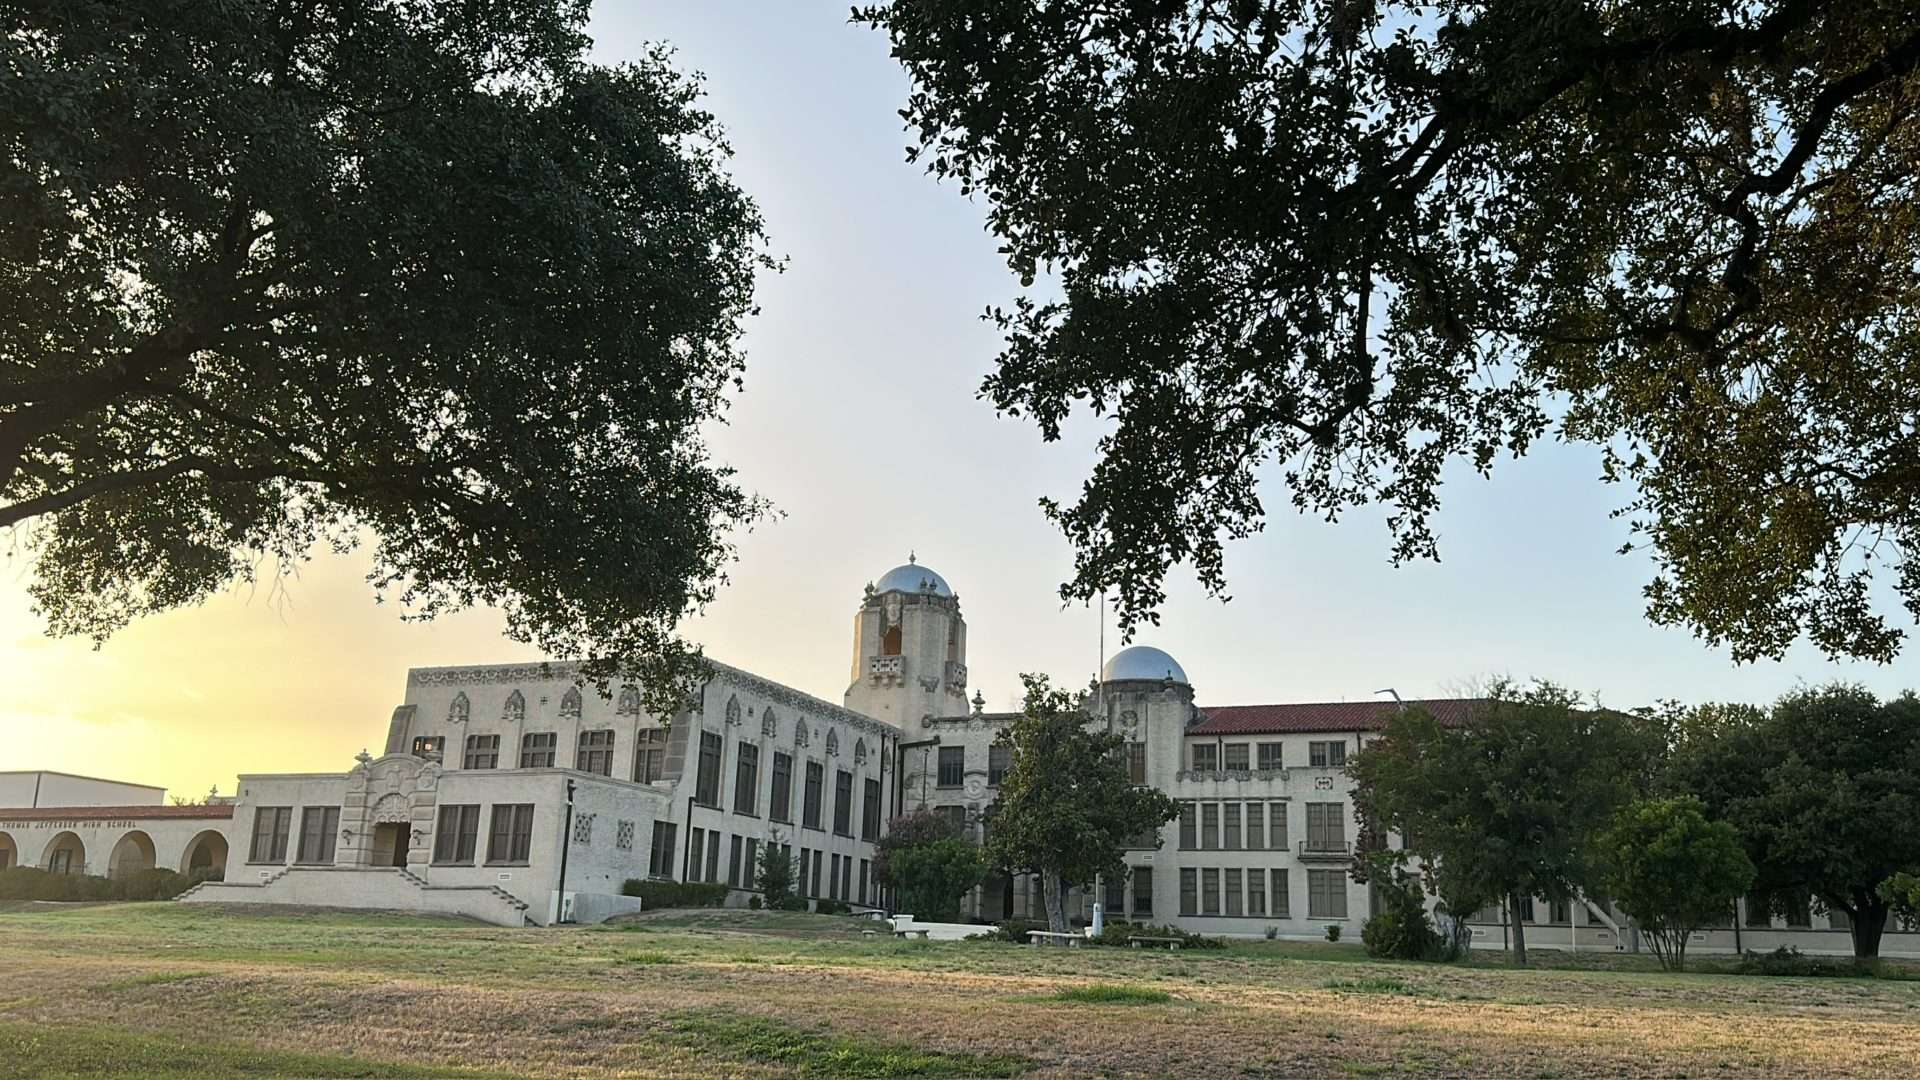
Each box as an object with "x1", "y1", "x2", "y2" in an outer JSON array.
[
  {"x1": 1189, "y1": 738, "x2": 1347, "y2": 772},
  {"x1": 411, "y1": 729, "x2": 663, "y2": 776},
  {"x1": 670, "y1": 826, "x2": 875, "y2": 904},
  {"x1": 1173, "y1": 867, "x2": 1349, "y2": 919},
  {"x1": 248, "y1": 806, "x2": 342, "y2": 865},
  {"x1": 1172, "y1": 800, "x2": 1349, "y2": 853},
  {"x1": 430, "y1": 803, "x2": 536, "y2": 864}
]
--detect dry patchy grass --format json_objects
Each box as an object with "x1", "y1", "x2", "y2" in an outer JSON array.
[{"x1": 0, "y1": 903, "x2": 1917, "y2": 1077}]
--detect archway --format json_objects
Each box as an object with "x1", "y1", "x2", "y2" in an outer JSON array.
[
  {"x1": 0, "y1": 831, "x2": 16, "y2": 871},
  {"x1": 179, "y1": 830, "x2": 228, "y2": 879},
  {"x1": 41, "y1": 831, "x2": 86, "y2": 876},
  {"x1": 107, "y1": 831, "x2": 156, "y2": 879}
]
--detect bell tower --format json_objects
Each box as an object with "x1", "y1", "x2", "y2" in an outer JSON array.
[{"x1": 844, "y1": 554, "x2": 969, "y2": 728}]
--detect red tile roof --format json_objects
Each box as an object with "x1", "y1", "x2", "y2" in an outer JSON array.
[
  {"x1": 1190, "y1": 699, "x2": 1482, "y2": 736},
  {"x1": 0, "y1": 804, "x2": 234, "y2": 821}
]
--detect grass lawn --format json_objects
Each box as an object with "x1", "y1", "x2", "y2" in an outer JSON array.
[{"x1": 1, "y1": 903, "x2": 1917, "y2": 1077}]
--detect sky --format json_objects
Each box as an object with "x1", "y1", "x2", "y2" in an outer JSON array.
[{"x1": 3, "y1": 2, "x2": 1913, "y2": 800}]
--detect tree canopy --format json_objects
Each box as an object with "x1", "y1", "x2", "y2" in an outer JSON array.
[
  {"x1": 985, "y1": 674, "x2": 1180, "y2": 934},
  {"x1": 2, "y1": 1, "x2": 772, "y2": 706},
  {"x1": 1348, "y1": 682, "x2": 1656, "y2": 965},
  {"x1": 1662, "y1": 684, "x2": 1920, "y2": 958},
  {"x1": 1597, "y1": 796, "x2": 1755, "y2": 971},
  {"x1": 860, "y1": 0, "x2": 1920, "y2": 661}
]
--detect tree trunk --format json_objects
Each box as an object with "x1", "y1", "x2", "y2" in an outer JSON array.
[
  {"x1": 1507, "y1": 890, "x2": 1529, "y2": 967},
  {"x1": 1042, "y1": 870, "x2": 1069, "y2": 935},
  {"x1": 1852, "y1": 896, "x2": 1888, "y2": 960}
]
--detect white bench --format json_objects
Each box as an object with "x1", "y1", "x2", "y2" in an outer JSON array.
[
  {"x1": 1026, "y1": 930, "x2": 1085, "y2": 947},
  {"x1": 1127, "y1": 935, "x2": 1184, "y2": 950},
  {"x1": 893, "y1": 927, "x2": 930, "y2": 939}
]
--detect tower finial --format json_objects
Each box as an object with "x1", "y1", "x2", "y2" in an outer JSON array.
[{"x1": 908, "y1": 550, "x2": 916, "y2": 564}]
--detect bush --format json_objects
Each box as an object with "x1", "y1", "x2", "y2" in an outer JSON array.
[
  {"x1": 1264, "y1": 925, "x2": 1278, "y2": 940},
  {"x1": 1087, "y1": 920, "x2": 1225, "y2": 950},
  {"x1": 755, "y1": 836, "x2": 797, "y2": 908},
  {"x1": 1362, "y1": 871, "x2": 1443, "y2": 961},
  {"x1": 813, "y1": 898, "x2": 851, "y2": 916},
  {"x1": 619, "y1": 879, "x2": 728, "y2": 909},
  {"x1": 1734, "y1": 946, "x2": 1886, "y2": 978},
  {"x1": 1325, "y1": 924, "x2": 1343, "y2": 943},
  {"x1": 970, "y1": 918, "x2": 1049, "y2": 943},
  {"x1": 774, "y1": 895, "x2": 809, "y2": 912},
  {"x1": 748, "y1": 895, "x2": 763, "y2": 910},
  {"x1": 0, "y1": 867, "x2": 193, "y2": 902}
]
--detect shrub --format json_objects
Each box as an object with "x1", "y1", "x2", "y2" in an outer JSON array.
[
  {"x1": 774, "y1": 895, "x2": 809, "y2": 912},
  {"x1": 813, "y1": 898, "x2": 851, "y2": 916},
  {"x1": 970, "y1": 918, "x2": 1049, "y2": 943},
  {"x1": 1087, "y1": 920, "x2": 1224, "y2": 950},
  {"x1": 755, "y1": 834, "x2": 797, "y2": 908},
  {"x1": 1597, "y1": 796, "x2": 1754, "y2": 971},
  {"x1": 1362, "y1": 870, "x2": 1442, "y2": 961},
  {"x1": 0, "y1": 867, "x2": 193, "y2": 902},
  {"x1": 619, "y1": 879, "x2": 728, "y2": 909},
  {"x1": 1264, "y1": 925, "x2": 1278, "y2": 940},
  {"x1": 748, "y1": 895, "x2": 763, "y2": 910},
  {"x1": 1325, "y1": 924, "x2": 1342, "y2": 943},
  {"x1": 1734, "y1": 946, "x2": 1886, "y2": 978}
]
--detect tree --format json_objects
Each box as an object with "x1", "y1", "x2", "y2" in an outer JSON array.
[
  {"x1": 755, "y1": 830, "x2": 797, "y2": 909},
  {"x1": 1358, "y1": 854, "x2": 1444, "y2": 962},
  {"x1": 1348, "y1": 682, "x2": 1654, "y2": 965},
  {"x1": 859, "y1": 1, "x2": 1920, "y2": 664},
  {"x1": 985, "y1": 675, "x2": 1180, "y2": 934},
  {"x1": 887, "y1": 839, "x2": 987, "y2": 922},
  {"x1": 1884, "y1": 873, "x2": 1920, "y2": 925},
  {"x1": 1597, "y1": 797, "x2": 1755, "y2": 972},
  {"x1": 3, "y1": 1, "x2": 773, "y2": 707},
  {"x1": 1663, "y1": 684, "x2": 1920, "y2": 959}
]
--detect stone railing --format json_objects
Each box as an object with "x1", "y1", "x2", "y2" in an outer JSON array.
[
  {"x1": 944, "y1": 660, "x2": 968, "y2": 686},
  {"x1": 868, "y1": 655, "x2": 904, "y2": 679}
]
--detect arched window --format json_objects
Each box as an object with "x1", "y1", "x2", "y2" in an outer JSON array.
[{"x1": 881, "y1": 625, "x2": 903, "y2": 656}]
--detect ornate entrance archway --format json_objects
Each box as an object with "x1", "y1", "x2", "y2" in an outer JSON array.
[{"x1": 342, "y1": 752, "x2": 439, "y2": 870}]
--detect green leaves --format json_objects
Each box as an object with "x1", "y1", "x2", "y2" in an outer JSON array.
[
  {"x1": 1596, "y1": 797, "x2": 1754, "y2": 971},
  {"x1": 2, "y1": 3, "x2": 772, "y2": 707},
  {"x1": 862, "y1": 1, "x2": 1920, "y2": 663}
]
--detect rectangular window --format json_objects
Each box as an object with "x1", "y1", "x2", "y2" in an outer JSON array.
[
  {"x1": 833, "y1": 769, "x2": 854, "y2": 836},
  {"x1": 1257, "y1": 742, "x2": 1283, "y2": 770},
  {"x1": 1225, "y1": 868, "x2": 1243, "y2": 916},
  {"x1": 1520, "y1": 897, "x2": 1536, "y2": 922},
  {"x1": 938, "y1": 804, "x2": 967, "y2": 837},
  {"x1": 1246, "y1": 803, "x2": 1265, "y2": 850},
  {"x1": 744, "y1": 838, "x2": 759, "y2": 889},
  {"x1": 1269, "y1": 802, "x2": 1288, "y2": 849},
  {"x1": 1272, "y1": 869, "x2": 1291, "y2": 917},
  {"x1": 1202, "y1": 868, "x2": 1221, "y2": 915},
  {"x1": 648, "y1": 821, "x2": 676, "y2": 878},
  {"x1": 798, "y1": 846, "x2": 809, "y2": 895},
  {"x1": 862, "y1": 778, "x2": 882, "y2": 840},
  {"x1": 487, "y1": 804, "x2": 535, "y2": 864},
  {"x1": 937, "y1": 746, "x2": 965, "y2": 787},
  {"x1": 803, "y1": 761, "x2": 825, "y2": 829},
  {"x1": 1308, "y1": 869, "x2": 1347, "y2": 918},
  {"x1": 432, "y1": 804, "x2": 480, "y2": 864},
  {"x1": 1132, "y1": 867, "x2": 1154, "y2": 916},
  {"x1": 1127, "y1": 742, "x2": 1147, "y2": 784},
  {"x1": 1305, "y1": 802, "x2": 1346, "y2": 852},
  {"x1": 695, "y1": 731, "x2": 724, "y2": 806},
  {"x1": 813, "y1": 850, "x2": 823, "y2": 901},
  {"x1": 633, "y1": 727, "x2": 668, "y2": 783},
  {"x1": 770, "y1": 752, "x2": 794, "y2": 822},
  {"x1": 411, "y1": 735, "x2": 444, "y2": 758},
  {"x1": 860, "y1": 858, "x2": 870, "y2": 905},
  {"x1": 1786, "y1": 899, "x2": 1811, "y2": 927},
  {"x1": 1247, "y1": 867, "x2": 1266, "y2": 916},
  {"x1": 296, "y1": 806, "x2": 339, "y2": 864},
  {"x1": 706, "y1": 830, "x2": 721, "y2": 884},
  {"x1": 1103, "y1": 871, "x2": 1126, "y2": 914},
  {"x1": 1745, "y1": 892, "x2": 1773, "y2": 927},
  {"x1": 1201, "y1": 803, "x2": 1219, "y2": 850},
  {"x1": 1179, "y1": 868, "x2": 1197, "y2": 916},
  {"x1": 1191, "y1": 743, "x2": 1218, "y2": 771},
  {"x1": 249, "y1": 806, "x2": 292, "y2": 863},
  {"x1": 688, "y1": 828, "x2": 706, "y2": 881},
  {"x1": 519, "y1": 732, "x2": 556, "y2": 768},
  {"x1": 1178, "y1": 803, "x2": 1197, "y2": 849},
  {"x1": 988, "y1": 744, "x2": 1011, "y2": 786},
  {"x1": 729, "y1": 835, "x2": 743, "y2": 888},
  {"x1": 830, "y1": 854, "x2": 842, "y2": 900},
  {"x1": 463, "y1": 734, "x2": 499, "y2": 770},
  {"x1": 576, "y1": 729, "x2": 615, "y2": 775},
  {"x1": 733, "y1": 743, "x2": 760, "y2": 815},
  {"x1": 1550, "y1": 898, "x2": 1571, "y2": 924},
  {"x1": 1223, "y1": 743, "x2": 1249, "y2": 771},
  {"x1": 1223, "y1": 803, "x2": 1241, "y2": 850},
  {"x1": 1309, "y1": 740, "x2": 1348, "y2": 768}
]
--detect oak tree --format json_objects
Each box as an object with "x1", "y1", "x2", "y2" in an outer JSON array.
[
  {"x1": 860, "y1": 0, "x2": 1920, "y2": 661},
  {"x1": 2, "y1": 1, "x2": 772, "y2": 706}
]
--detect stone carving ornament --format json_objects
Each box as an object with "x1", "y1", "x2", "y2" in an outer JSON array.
[
  {"x1": 616, "y1": 683, "x2": 642, "y2": 716},
  {"x1": 795, "y1": 719, "x2": 810, "y2": 748},
  {"x1": 826, "y1": 728, "x2": 840, "y2": 757},
  {"x1": 503, "y1": 689, "x2": 526, "y2": 723},
  {"x1": 447, "y1": 692, "x2": 470, "y2": 725},
  {"x1": 725, "y1": 694, "x2": 743, "y2": 727},
  {"x1": 370, "y1": 793, "x2": 410, "y2": 824},
  {"x1": 853, "y1": 738, "x2": 867, "y2": 765},
  {"x1": 560, "y1": 686, "x2": 583, "y2": 719},
  {"x1": 762, "y1": 707, "x2": 779, "y2": 739}
]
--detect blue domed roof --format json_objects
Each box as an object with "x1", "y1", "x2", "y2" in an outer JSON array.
[
  {"x1": 1101, "y1": 645, "x2": 1189, "y2": 685},
  {"x1": 875, "y1": 561, "x2": 953, "y2": 597}
]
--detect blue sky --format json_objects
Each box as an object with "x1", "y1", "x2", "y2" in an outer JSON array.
[{"x1": 2, "y1": 2, "x2": 1909, "y2": 798}]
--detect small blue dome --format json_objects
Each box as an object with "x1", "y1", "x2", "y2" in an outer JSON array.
[
  {"x1": 1102, "y1": 645, "x2": 1189, "y2": 685},
  {"x1": 875, "y1": 561, "x2": 952, "y2": 597}
]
